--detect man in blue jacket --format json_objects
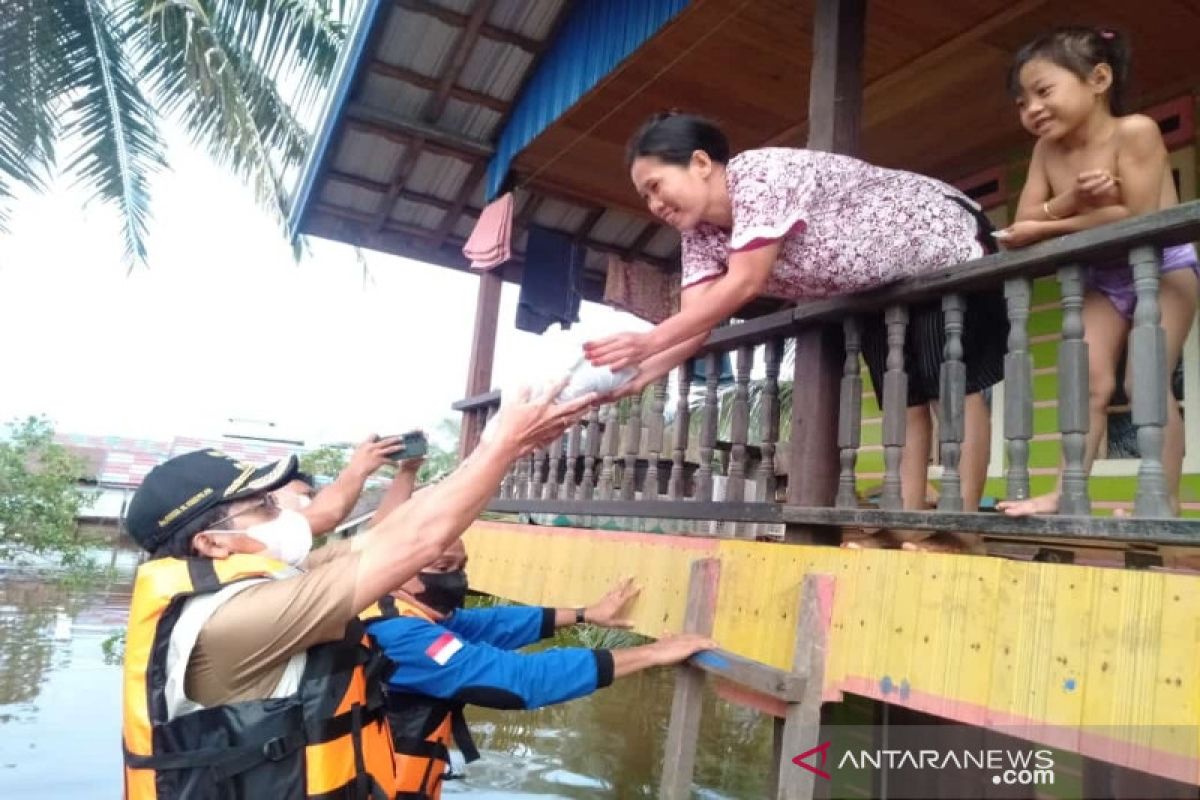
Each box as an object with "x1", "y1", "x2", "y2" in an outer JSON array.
[{"x1": 361, "y1": 537, "x2": 714, "y2": 798}]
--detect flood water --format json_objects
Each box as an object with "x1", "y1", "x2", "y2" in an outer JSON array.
[{"x1": 0, "y1": 542, "x2": 772, "y2": 799}]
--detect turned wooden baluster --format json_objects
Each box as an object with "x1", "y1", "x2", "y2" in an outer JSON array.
[
  {"x1": 937, "y1": 293, "x2": 967, "y2": 511},
  {"x1": 598, "y1": 403, "x2": 621, "y2": 500},
  {"x1": 1057, "y1": 265, "x2": 1091, "y2": 516},
  {"x1": 1128, "y1": 245, "x2": 1172, "y2": 517},
  {"x1": 644, "y1": 375, "x2": 669, "y2": 500},
  {"x1": 758, "y1": 339, "x2": 783, "y2": 504},
  {"x1": 1003, "y1": 277, "x2": 1034, "y2": 501},
  {"x1": 668, "y1": 362, "x2": 693, "y2": 500},
  {"x1": 530, "y1": 444, "x2": 548, "y2": 500},
  {"x1": 579, "y1": 406, "x2": 601, "y2": 500},
  {"x1": 621, "y1": 388, "x2": 643, "y2": 501},
  {"x1": 563, "y1": 420, "x2": 583, "y2": 500},
  {"x1": 696, "y1": 352, "x2": 721, "y2": 501},
  {"x1": 836, "y1": 320, "x2": 863, "y2": 508},
  {"x1": 726, "y1": 345, "x2": 754, "y2": 504},
  {"x1": 543, "y1": 433, "x2": 564, "y2": 500},
  {"x1": 880, "y1": 306, "x2": 909, "y2": 510}
]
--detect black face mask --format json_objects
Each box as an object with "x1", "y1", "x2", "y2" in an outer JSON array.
[{"x1": 415, "y1": 569, "x2": 468, "y2": 614}]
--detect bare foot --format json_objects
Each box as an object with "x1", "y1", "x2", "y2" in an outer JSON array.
[
  {"x1": 901, "y1": 533, "x2": 986, "y2": 555},
  {"x1": 842, "y1": 529, "x2": 906, "y2": 549},
  {"x1": 996, "y1": 493, "x2": 1060, "y2": 517}
]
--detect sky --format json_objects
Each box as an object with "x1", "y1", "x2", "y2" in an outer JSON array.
[{"x1": 0, "y1": 126, "x2": 649, "y2": 450}]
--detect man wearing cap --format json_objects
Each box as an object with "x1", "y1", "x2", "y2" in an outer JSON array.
[{"x1": 119, "y1": 385, "x2": 592, "y2": 800}]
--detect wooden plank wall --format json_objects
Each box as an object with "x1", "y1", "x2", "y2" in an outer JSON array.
[{"x1": 464, "y1": 520, "x2": 1200, "y2": 785}]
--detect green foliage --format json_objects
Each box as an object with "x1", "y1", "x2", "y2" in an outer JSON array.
[
  {"x1": 298, "y1": 444, "x2": 348, "y2": 482},
  {"x1": 0, "y1": 416, "x2": 94, "y2": 566},
  {"x1": 417, "y1": 417, "x2": 461, "y2": 484},
  {"x1": 101, "y1": 629, "x2": 126, "y2": 665},
  {"x1": 0, "y1": 0, "x2": 354, "y2": 267}
]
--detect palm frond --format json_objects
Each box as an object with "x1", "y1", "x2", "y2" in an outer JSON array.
[
  {"x1": 133, "y1": 0, "x2": 303, "y2": 228},
  {"x1": 0, "y1": 172, "x2": 14, "y2": 234},
  {"x1": 0, "y1": 0, "x2": 69, "y2": 222},
  {"x1": 207, "y1": 0, "x2": 347, "y2": 111},
  {"x1": 57, "y1": 0, "x2": 167, "y2": 268}
]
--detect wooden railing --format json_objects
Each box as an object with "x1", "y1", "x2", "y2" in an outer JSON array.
[{"x1": 454, "y1": 202, "x2": 1200, "y2": 548}]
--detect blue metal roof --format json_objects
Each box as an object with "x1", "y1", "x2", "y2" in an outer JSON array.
[
  {"x1": 288, "y1": 0, "x2": 389, "y2": 240},
  {"x1": 484, "y1": 0, "x2": 690, "y2": 199}
]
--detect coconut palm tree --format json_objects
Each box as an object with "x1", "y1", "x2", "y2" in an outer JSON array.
[{"x1": 0, "y1": 0, "x2": 350, "y2": 268}]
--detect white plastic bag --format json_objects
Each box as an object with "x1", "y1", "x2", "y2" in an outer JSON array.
[{"x1": 556, "y1": 358, "x2": 637, "y2": 403}]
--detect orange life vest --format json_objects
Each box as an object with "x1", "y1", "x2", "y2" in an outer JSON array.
[
  {"x1": 122, "y1": 554, "x2": 397, "y2": 799},
  {"x1": 360, "y1": 596, "x2": 480, "y2": 800}
]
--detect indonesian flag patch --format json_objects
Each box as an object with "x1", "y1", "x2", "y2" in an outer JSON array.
[{"x1": 425, "y1": 632, "x2": 463, "y2": 666}]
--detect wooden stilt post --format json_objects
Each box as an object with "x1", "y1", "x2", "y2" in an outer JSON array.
[
  {"x1": 659, "y1": 557, "x2": 720, "y2": 800},
  {"x1": 786, "y1": 0, "x2": 865, "y2": 519},
  {"x1": 775, "y1": 575, "x2": 829, "y2": 800},
  {"x1": 458, "y1": 270, "x2": 502, "y2": 459}
]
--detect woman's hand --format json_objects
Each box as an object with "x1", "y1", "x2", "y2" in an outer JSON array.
[{"x1": 583, "y1": 331, "x2": 655, "y2": 371}]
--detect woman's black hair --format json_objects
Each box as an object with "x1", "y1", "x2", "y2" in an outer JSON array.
[
  {"x1": 1008, "y1": 26, "x2": 1131, "y2": 115},
  {"x1": 625, "y1": 112, "x2": 730, "y2": 169}
]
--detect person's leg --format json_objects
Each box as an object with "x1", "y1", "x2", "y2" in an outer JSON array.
[
  {"x1": 844, "y1": 403, "x2": 931, "y2": 550},
  {"x1": 901, "y1": 404, "x2": 934, "y2": 509},
  {"x1": 958, "y1": 392, "x2": 992, "y2": 511},
  {"x1": 1129, "y1": 267, "x2": 1199, "y2": 515},
  {"x1": 998, "y1": 292, "x2": 1130, "y2": 515}
]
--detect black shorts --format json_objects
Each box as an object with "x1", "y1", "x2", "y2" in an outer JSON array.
[{"x1": 858, "y1": 196, "x2": 1008, "y2": 408}]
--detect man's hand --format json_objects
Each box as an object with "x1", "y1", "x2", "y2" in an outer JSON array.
[
  {"x1": 648, "y1": 633, "x2": 719, "y2": 666},
  {"x1": 486, "y1": 379, "x2": 595, "y2": 457},
  {"x1": 348, "y1": 435, "x2": 404, "y2": 478},
  {"x1": 392, "y1": 431, "x2": 426, "y2": 475},
  {"x1": 583, "y1": 577, "x2": 640, "y2": 629},
  {"x1": 398, "y1": 455, "x2": 425, "y2": 475}
]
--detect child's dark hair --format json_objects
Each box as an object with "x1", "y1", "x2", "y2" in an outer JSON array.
[
  {"x1": 625, "y1": 112, "x2": 730, "y2": 169},
  {"x1": 1008, "y1": 27, "x2": 1131, "y2": 115}
]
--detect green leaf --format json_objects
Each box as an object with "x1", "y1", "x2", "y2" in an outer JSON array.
[
  {"x1": 0, "y1": 416, "x2": 93, "y2": 566},
  {"x1": 57, "y1": 0, "x2": 167, "y2": 268},
  {"x1": 132, "y1": 0, "x2": 303, "y2": 229}
]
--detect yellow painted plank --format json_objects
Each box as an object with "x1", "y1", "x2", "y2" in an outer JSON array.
[{"x1": 464, "y1": 521, "x2": 1200, "y2": 783}]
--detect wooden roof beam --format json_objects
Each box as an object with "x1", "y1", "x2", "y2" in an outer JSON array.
[
  {"x1": 429, "y1": 160, "x2": 488, "y2": 249},
  {"x1": 369, "y1": 139, "x2": 426, "y2": 231},
  {"x1": 314, "y1": 201, "x2": 674, "y2": 270},
  {"x1": 424, "y1": 0, "x2": 495, "y2": 123},
  {"x1": 326, "y1": 171, "x2": 456, "y2": 210},
  {"x1": 346, "y1": 103, "x2": 494, "y2": 160},
  {"x1": 368, "y1": 62, "x2": 507, "y2": 113},
  {"x1": 393, "y1": 0, "x2": 542, "y2": 54},
  {"x1": 574, "y1": 207, "x2": 606, "y2": 242},
  {"x1": 513, "y1": 193, "x2": 545, "y2": 230},
  {"x1": 623, "y1": 222, "x2": 661, "y2": 262},
  {"x1": 765, "y1": 0, "x2": 1046, "y2": 146}
]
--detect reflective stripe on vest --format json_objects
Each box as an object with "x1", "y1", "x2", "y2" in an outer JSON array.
[{"x1": 121, "y1": 554, "x2": 397, "y2": 800}]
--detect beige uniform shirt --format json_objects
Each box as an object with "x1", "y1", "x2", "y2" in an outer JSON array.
[{"x1": 184, "y1": 539, "x2": 360, "y2": 706}]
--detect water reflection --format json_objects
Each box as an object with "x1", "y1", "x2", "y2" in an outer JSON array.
[{"x1": 0, "y1": 543, "x2": 771, "y2": 798}]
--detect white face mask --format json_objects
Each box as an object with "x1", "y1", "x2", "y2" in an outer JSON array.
[{"x1": 240, "y1": 509, "x2": 313, "y2": 566}]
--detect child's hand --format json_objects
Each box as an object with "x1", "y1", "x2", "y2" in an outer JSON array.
[
  {"x1": 1076, "y1": 169, "x2": 1121, "y2": 208},
  {"x1": 993, "y1": 221, "x2": 1046, "y2": 249}
]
